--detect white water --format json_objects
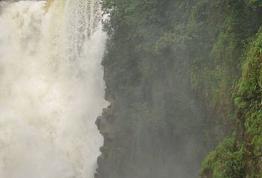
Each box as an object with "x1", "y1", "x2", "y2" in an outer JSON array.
[{"x1": 0, "y1": 0, "x2": 107, "y2": 178}]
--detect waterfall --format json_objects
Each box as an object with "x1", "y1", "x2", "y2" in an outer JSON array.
[{"x1": 0, "y1": 0, "x2": 107, "y2": 178}]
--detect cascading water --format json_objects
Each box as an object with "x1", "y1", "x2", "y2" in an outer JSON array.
[{"x1": 0, "y1": 0, "x2": 107, "y2": 178}]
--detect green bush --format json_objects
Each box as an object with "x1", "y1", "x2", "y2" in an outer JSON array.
[{"x1": 201, "y1": 137, "x2": 245, "y2": 178}]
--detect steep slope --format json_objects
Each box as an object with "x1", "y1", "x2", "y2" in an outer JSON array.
[
  {"x1": 96, "y1": 0, "x2": 262, "y2": 177},
  {"x1": 201, "y1": 29, "x2": 262, "y2": 178}
]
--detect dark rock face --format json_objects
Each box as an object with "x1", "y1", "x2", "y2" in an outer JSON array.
[
  {"x1": 96, "y1": 63, "x2": 206, "y2": 178},
  {"x1": 95, "y1": 5, "x2": 208, "y2": 174},
  {"x1": 94, "y1": 1, "x2": 210, "y2": 178}
]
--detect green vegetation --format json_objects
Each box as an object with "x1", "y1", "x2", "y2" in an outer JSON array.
[
  {"x1": 97, "y1": 0, "x2": 262, "y2": 177},
  {"x1": 246, "y1": 0, "x2": 262, "y2": 7},
  {"x1": 201, "y1": 30, "x2": 262, "y2": 178},
  {"x1": 201, "y1": 137, "x2": 245, "y2": 178}
]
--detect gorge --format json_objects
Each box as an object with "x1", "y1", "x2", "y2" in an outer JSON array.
[{"x1": 0, "y1": 0, "x2": 261, "y2": 178}]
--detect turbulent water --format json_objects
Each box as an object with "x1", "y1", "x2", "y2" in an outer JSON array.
[{"x1": 0, "y1": 0, "x2": 107, "y2": 178}]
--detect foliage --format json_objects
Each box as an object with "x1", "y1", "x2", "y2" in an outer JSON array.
[
  {"x1": 201, "y1": 28, "x2": 262, "y2": 178},
  {"x1": 201, "y1": 137, "x2": 245, "y2": 178},
  {"x1": 246, "y1": 0, "x2": 262, "y2": 7},
  {"x1": 234, "y1": 30, "x2": 262, "y2": 177}
]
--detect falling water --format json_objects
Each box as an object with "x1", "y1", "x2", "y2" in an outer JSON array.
[{"x1": 0, "y1": 0, "x2": 107, "y2": 178}]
